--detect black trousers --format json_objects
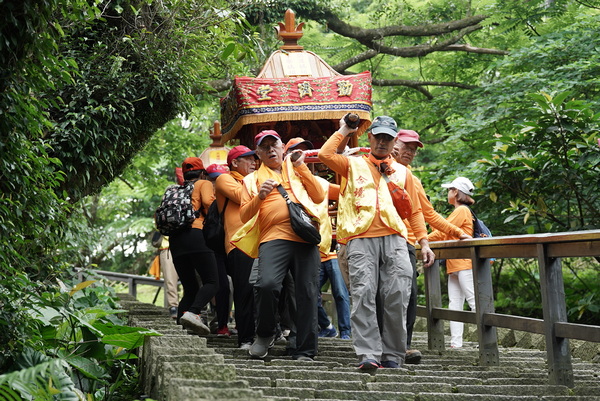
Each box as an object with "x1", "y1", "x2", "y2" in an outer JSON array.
[
  {"x1": 173, "y1": 251, "x2": 218, "y2": 319},
  {"x1": 214, "y1": 252, "x2": 230, "y2": 329},
  {"x1": 254, "y1": 240, "x2": 320, "y2": 358},
  {"x1": 228, "y1": 248, "x2": 256, "y2": 346}
]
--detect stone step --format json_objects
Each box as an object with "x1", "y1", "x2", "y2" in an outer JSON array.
[
  {"x1": 416, "y1": 395, "x2": 542, "y2": 401},
  {"x1": 120, "y1": 296, "x2": 600, "y2": 401},
  {"x1": 254, "y1": 386, "x2": 316, "y2": 399},
  {"x1": 456, "y1": 384, "x2": 571, "y2": 396},
  {"x1": 276, "y1": 378, "x2": 366, "y2": 391}
]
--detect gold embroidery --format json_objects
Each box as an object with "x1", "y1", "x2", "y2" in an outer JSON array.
[
  {"x1": 257, "y1": 85, "x2": 273, "y2": 101},
  {"x1": 297, "y1": 82, "x2": 313, "y2": 98},
  {"x1": 337, "y1": 80, "x2": 353, "y2": 96}
]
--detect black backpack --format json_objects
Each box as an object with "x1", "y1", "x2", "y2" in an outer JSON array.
[
  {"x1": 154, "y1": 180, "x2": 200, "y2": 236},
  {"x1": 203, "y1": 198, "x2": 229, "y2": 254}
]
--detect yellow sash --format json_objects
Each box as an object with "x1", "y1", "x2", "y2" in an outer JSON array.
[
  {"x1": 229, "y1": 166, "x2": 267, "y2": 258},
  {"x1": 230, "y1": 161, "x2": 326, "y2": 257},
  {"x1": 337, "y1": 156, "x2": 408, "y2": 243},
  {"x1": 283, "y1": 160, "x2": 331, "y2": 256}
]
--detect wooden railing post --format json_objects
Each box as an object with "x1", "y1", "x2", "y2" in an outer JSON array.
[
  {"x1": 424, "y1": 260, "x2": 445, "y2": 350},
  {"x1": 471, "y1": 246, "x2": 499, "y2": 366},
  {"x1": 537, "y1": 244, "x2": 574, "y2": 387},
  {"x1": 129, "y1": 277, "x2": 137, "y2": 299}
]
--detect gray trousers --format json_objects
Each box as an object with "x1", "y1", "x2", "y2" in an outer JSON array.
[
  {"x1": 346, "y1": 234, "x2": 413, "y2": 364},
  {"x1": 254, "y1": 239, "x2": 320, "y2": 358}
]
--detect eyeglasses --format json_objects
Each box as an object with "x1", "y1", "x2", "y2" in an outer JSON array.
[{"x1": 257, "y1": 142, "x2": 280, "y2": 152}]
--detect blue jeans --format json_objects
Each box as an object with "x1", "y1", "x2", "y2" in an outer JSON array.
[{"x1": 317, "y1": 258, "x2": 351, "y2": 337}]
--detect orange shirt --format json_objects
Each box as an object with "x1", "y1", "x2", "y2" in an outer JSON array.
[
  {"x1": 318, "y1": 132, "x2": 428, "y2": 242},
  {"x1": 428, "y1": 205, "x2": 474, "y2": 274},
  {"x1": 215, "y1": 173, "x2": 246, "y2": 255},
  {"x1": 191, "y1": 179, "x2": 215, "y2": 230},
  {"x1": 239, "y1": 164, "x2": 326, "y2": 245},
  {"x1": 405, "y1": 175, "x2": 464, "y2": 245}
]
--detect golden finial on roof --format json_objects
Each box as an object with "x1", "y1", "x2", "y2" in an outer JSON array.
[{"x1": 276, "y1": 9, "x2": 304, "y2": 51}]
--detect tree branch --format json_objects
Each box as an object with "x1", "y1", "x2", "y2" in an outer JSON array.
[
  {"x1": 332, "y1": 49, "x2": 379, "y2": 71},
  {"x1": 360, "y1": 24, "x2": 484, "y2": 57},
  {"x1": 442, "y1": 44, "x2": 509, "y2": 55},
  {"x1": 299, "y1": 7, "x2": 488, "y2": 40}
]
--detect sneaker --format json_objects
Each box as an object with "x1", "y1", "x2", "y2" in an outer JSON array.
[
  {"x1": 293, "y1": 355, "x2": 314, "y2": 362},
  {"x1": 249, "y1": 335, "x2": 274, "y2": 359},
  {"x1": 169, "y1": 306, "x2": 177, "y2": 319},
  {"x1": 340, "y1": 333, "x2": 351, "y2": 340},
  {"x1": 216, "y1": 326, "x2": 230, "y2": 337},
  {"x1": 239, "y1": 342, "x2": 252, "y2": 350},
  {"x1": 318, "y1": 325, "x2": 338, "y2": 338},
  {"x1": 405, "y1": 349, "x2": 422, "y2": 364},
  {"x1": 381, "y1": 360, "x2": 399, "y2": 368},
  {"x1": 180, "y1": 312, "x2": 210, "y2": 335},
  {"x1": 358, "y1": 359, "x2": 380, "y2": 371}
]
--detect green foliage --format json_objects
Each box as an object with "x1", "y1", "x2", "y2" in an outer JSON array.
[
  {"x1": 0, "y1": 0, "x2": 89, "y2": 279},
  {"x1": 0, "y1": 357, "x2": 82, "y2": 401},
  {"x1": 0, "y1": 273, "x2": 160, "y2": 399},
  {"x1": 480, "y1": 91, "x2": 600, "y2": 233},
  {"x1": 492, "y1": 257, "x2": 600, "y2": 325},
  {"x1": 71, "y1": 112, "x2": 214, "y2": 272},
  {"x1": 1, "y1": 0, "x2": 258, "y2": 277}
]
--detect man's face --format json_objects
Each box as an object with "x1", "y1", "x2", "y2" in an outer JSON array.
[
  {"x1": 393, "y1": 141, "x2": 419, "y2": 166},
  {"x1": 255, "y1": 136, "x2": 284, "y2": 169},
  {"x1": 368, "y1": 132, "x2": 396, "y2": 159},
  {"x1": 232, "y1": 155, "x2": 256, "y2": 176}
]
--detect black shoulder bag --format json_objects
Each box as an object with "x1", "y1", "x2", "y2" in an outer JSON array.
[{"x1": 277, "y1": 185, "x2": 321, "y2": 245}]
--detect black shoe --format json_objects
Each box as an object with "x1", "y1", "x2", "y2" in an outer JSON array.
[
  {"x1": 405, "y1": 349, "x2": 422, "y2": 364},
  {"x1": 381, "y1": 360, "x2": 399, "y2": 368},
  {"x1": 358, "y1": 359, "x2": 380, "y2": 371}
]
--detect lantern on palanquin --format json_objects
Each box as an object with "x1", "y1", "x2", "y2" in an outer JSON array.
[{"x1": 199, "y1": 120, "x2": 230, "y2": 167}]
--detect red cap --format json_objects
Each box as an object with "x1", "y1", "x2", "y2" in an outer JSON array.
[
  {"x1": 206, "y1": 164, "x2": 229, "y2": 178},
  {"x1": 227, "y1": 145, "x2": 256, "y2": 165},
  {"x1": 254, "y1": 130, "x2": 281, "y2": 146},
  {"x1": 284, "y1": 137, "x2": 314, "y2": 153},
  {"x1": 181, "y1": 157, "x2": 204, "y2": 174},
  {"x1": 396, "y1": 129, "x2": 424, "y2": 148}
]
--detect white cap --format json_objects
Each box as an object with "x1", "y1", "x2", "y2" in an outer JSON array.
[{"x1": 441, "y1": 177, "x2": 474, "y2": 196}]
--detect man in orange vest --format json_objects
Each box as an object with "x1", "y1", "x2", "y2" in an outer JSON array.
[{"x1": 319, "y1": 116, "x2": 435, "y2": 370}]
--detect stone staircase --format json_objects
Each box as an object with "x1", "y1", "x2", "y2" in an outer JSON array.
[{"x1": 119, "y1": 295, "x2": 600, "y2": 401}]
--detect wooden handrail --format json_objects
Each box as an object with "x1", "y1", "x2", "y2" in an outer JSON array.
[
  {"x1": 75, "y1": 268, "x2": 166, "y2": 304},
  {"x1": 419, "y1": 229, "x2": 600, "y2": 388}
]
